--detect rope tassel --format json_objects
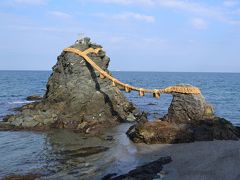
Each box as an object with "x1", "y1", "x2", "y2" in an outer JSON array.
[
  {"x1": 139, "y1": 88, "x2": 145, "y2": 97},
  {"x1": 153, "y1": 90, "x2": 161, "y2": 99},
  {"x1": 125, "y1": 85, "x2": 131, "y2": 93},
  {"x1": 112, "y1": 80, "x2": 116, "y2": 87}
]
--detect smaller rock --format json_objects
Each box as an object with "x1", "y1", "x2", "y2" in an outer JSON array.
[
  {"x1": 127, "y1": 84, "x2": 240, "y2": 144},
  {"x1": 164, "y1": 85, "x2": 215, "y2": 124},
  {"x1": 126, "y1": 113, "x2": 136, "y2": 122},
  {"x1": 103, "y1": 156, "x2": 172, "y2": 180},
  {"x1": 26, "y1": 95, "x2": 43, "y2": 101}
]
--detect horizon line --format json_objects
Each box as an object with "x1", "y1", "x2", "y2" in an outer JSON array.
[{"x1": 0, "y1": 69, "x2": 240, "y2": 74}]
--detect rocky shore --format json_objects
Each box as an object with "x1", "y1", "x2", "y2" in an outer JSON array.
[
  {"x1": 127, "y1": 86, "x2": 240, "y2": 144},
  {"x1": 0, "y1": 38, "x2": 146, "y2": 134},
  {"x1": 1, "y1": 38, "x2": 239, "y2": 142},
  {"x1": 1, "y1": 38, "x2": 240, "y2": 180}
]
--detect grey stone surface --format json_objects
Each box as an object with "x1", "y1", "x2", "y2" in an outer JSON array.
[
  {"x1": 2, "y1": 37, "x2": 145, "y2": 133},
  {"x1": 164, "y1": 85, "x2": 214, "y2": 123}
]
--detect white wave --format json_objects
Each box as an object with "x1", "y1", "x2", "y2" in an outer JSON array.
[{"x1": 8, "y1": 100, "x2": 35, "y2": 104}]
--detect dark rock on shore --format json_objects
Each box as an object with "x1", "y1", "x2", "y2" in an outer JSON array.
[
  {"x1": 127, "y1": 85, "x2": 240, "y2": 144},
  {"x1": 102, "y1": 156, "x2": 172, "y2": 180},
  {"x1": 127, "y1": 120, "x2": 194, "y2": 144},
  {"x1": 26, "y1": 95, "x2": 43, "y2": 101},
  {"x1": 1, "y1": 37, "x2": 146, "y2": 133},
  {"x1": 127, "y1": 117, "x2": 240, "y2": 144}
]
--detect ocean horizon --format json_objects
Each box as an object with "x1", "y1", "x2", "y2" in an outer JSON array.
[{"x1": 1, "y1": 70, "x2": 240, "y2": 73}]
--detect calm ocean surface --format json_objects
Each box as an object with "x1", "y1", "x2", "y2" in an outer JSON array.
[{"x1": 0, "y1": 71, "x2": 240, "y2": 179}]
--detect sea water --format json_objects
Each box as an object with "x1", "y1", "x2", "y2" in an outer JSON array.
[{"x1": 0, "y1": 71, "x2": 239, "y2": 179}]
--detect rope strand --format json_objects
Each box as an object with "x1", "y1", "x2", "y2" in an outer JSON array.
[{"x1": 63, "y1": 47, "x2": 201, "y2": 98}]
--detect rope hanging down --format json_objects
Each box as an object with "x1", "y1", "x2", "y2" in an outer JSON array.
[{"x1": 63, "y1": 47, "x2": 201, "y2": 99}]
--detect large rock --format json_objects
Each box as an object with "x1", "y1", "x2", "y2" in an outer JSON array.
[
  {"x1": 127, "y1": 85, "x2": 240, "y2": 144},
  {"x1": 1, "y1": 37, "x2": 146, "y2": 133},
  {"x1": 164, "y1": 85, "x2": 214, "y2": 123}
]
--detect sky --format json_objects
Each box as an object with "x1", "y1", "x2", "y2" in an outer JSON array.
[{"x1": 0, "y1": 0, "x2": 240, "y2": 72}]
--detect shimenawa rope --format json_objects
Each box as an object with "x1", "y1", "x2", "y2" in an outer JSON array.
[{"x1": 63, "y1": 47, "x2": 201, "y2": 99}]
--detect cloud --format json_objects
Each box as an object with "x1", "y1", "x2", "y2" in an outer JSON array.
[
  {"x1": 114, "y1": 12, "x2": 155, "y2": 23},
  {"x1": 12, "y1": 0, "x2": 47, "y2": 5},
  {"x1": 49, "y1": 11, "x2": 72, "y2": 19},
  {"x1": 94, "y1": 12, "x2": 155, "y2": 23},
  {"x1": 191, "y1": 18, "x2": 208, "y2": 30},
  {"x1": 95, "y1": 0, "x2": 220, "y2": 19},
  {"x1": 87, "y1": 0, "x2": 240, "y2": 25}
]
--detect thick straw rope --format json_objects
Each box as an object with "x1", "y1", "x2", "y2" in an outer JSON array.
[{"x1": 63, "y1": 47, "x2": 201, "y2": 99}]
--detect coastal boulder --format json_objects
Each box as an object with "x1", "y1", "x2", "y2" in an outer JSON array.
[
  {"x1": 164, "y1": 85, "x2": 214, "y2": 123},
  {"x1": 127, "y1": 85, "x2": 240, "y2": 144},
  {"x1": 1, "y1": 37, "x2": 146, "y2": 133}
]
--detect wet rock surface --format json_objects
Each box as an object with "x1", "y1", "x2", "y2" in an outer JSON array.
[
  {"x1": 127, "y1": 85, "x2": 240, "y2": 144},
  {"x1": 102, "y1": 156, "x2": 172, "y2": 180},
  {"x1": 127, "y1": 120, "x2": 194, "y2": 144},
  {"x1": 1, "y1": 38, "x2": 145, "y2": 133}
]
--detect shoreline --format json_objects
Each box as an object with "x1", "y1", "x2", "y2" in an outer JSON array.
[{"x1": 1, "y1": 123, "x2": 240, "y2": 179}]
